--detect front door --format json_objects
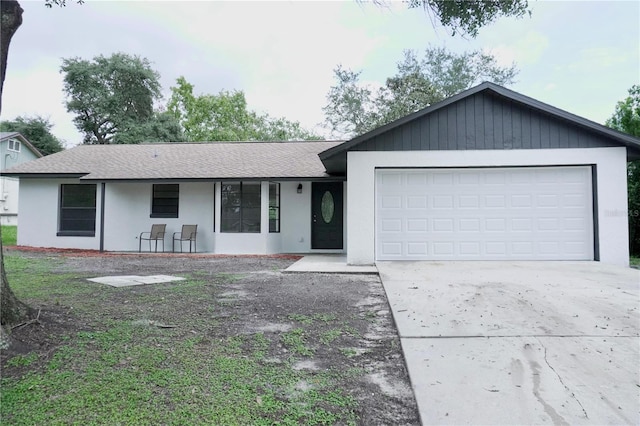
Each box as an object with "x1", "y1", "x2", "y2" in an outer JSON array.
[{"x1": 311, "y1": 182, "x2": 343, "y2": 249}]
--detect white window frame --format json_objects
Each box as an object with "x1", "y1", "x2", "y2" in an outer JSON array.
[{"x1": 8, "y1": 139, "x2": 21, "y2": 152}]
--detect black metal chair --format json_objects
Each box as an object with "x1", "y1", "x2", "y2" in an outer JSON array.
[
  {"x1": 173, "y1": 224, "x2": 197, "y2": 253},
  {"x1": 139, "y1": 224, "x2": 166, "y2": 252}
]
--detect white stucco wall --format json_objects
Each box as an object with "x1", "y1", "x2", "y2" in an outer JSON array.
[
  {"x1": 280, "y1": 181, "x2": 311, "y2": 253},
  {"x1": 18, "y1": 178, "x2": 102, "y2": 249},
  {"x1": 347, "y1": 147, "x2": 630, "y2": 267},
  {"x1": 103, "y1": 181, "x2": 215, "y2": 252},
  {"x1": 18, "y1": 178, "x2": 348, "y2": 255}
]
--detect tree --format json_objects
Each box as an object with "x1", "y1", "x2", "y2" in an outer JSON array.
[
  {"x1": 323, "y1": 46, "x2": 518, "y2": 137},
  {"x1": 408, "y1": 0, "x2": 530, "y2": 37},
  {"x1": 254, "y1": 115, "x2": 321, "y2": 141},
  {"x1": 0, "y1": 116, "x2": 65, "y2": 155},
  {"x1": 607, "y1": 85, "x2": 640, "y2": 256},
  {"x1": 61, "y1": 52, "x2": 163, "y2": 144},
  {"x1": 0, "y1": 1, "x2": 23, "y2": 114},
  {"x1": 167, "y1": 76, "x2": 322, "y2": 141},
  {"x1": 110, "y1": 112, "x2": 184, "y2": 144},
  {"x1": 1, "y1": 0, "x2": 81, "y2": 335}
]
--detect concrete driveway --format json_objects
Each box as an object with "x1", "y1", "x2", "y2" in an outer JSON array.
[{"x1": 377, "y1": 261, "x2": 640, "y2": 425}]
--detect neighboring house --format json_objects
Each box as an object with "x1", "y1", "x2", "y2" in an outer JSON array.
[
  {"x1": 0, "y1": 132, "x2": 43, "y2": 225},
  {"x1": 3, "y1": 83, "x2": 640, "y2": 266}
]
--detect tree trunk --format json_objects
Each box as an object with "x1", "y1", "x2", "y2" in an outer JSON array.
[
  {"x1": 0, "y1": 226, "x2": 32, "y2": 326},
  {"x1": 0, "y1": 0, "x2": 23, "y2": 115}
]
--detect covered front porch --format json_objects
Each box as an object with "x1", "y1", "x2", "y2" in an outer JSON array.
[{"x1": 18, "y1": 178, "x2": 346, "y2": 255}]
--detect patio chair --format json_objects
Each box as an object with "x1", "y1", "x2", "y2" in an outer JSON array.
[
  {"x1": 173, "y1": 224, "x2": 198, "y2": 253},
  {"x1": 139, "y1": 224, "x2": 166, "y2": 253}
]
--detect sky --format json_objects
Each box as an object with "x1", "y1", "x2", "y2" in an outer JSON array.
[{"x1": 2, "y1": 0, "x2": 639, "y2": 147}]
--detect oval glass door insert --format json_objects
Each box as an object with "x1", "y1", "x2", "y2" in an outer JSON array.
[{"x1": 321, "y1": 191, "x2": 335, "y2": 223}]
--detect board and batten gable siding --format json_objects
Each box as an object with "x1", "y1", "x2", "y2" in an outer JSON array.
[{"x1": 352, "y1": 92, "x2": 620, "y2": 153}]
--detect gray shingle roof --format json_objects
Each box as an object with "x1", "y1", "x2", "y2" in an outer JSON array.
[
  {"x1": 2, "y1": 141, "x2": 343, "y2": 180},
  {"x1": 0, "y1": 132, "x2": 20, "y2": 140}
]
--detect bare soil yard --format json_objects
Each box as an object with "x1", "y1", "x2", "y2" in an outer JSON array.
[{"x1": 1, "y1": 249, "x2": 419, "y2": 425}]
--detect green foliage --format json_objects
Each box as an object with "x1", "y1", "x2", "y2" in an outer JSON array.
[
  {"x1": 606, "y1": 85, "x2": 640, "y2": 255},
  {"x1": 112, "y1": 111, "x2": 184, "y2": 144},
  {"x1": 323, "y1": 46, "x2": 518, "y2": 137},
  {"x1": 6, "y1": 352, "x2": 37, "y2": 367},
  {"x1": 1, "y1": 225, "x2": 16, "y2": 245},
  {"x1": 408, "y1": 0, "x2": 530, "y2": 37},
  {"x1": 282, "y1": 328, "x2": 314, "y2": 356},
  {"x1": 608, "y1": 86, "x2": 640, "y2": 137},
  {"x1": 320, "y1": 329, "x2": 342, "y2": 345},
  {"x1": 0, "y1": 116, "x2": 64, "y2": 155},
  {"x1": 61, "y1": 52, "x2": 167, "y2": 144},
  {"x1": 167, "y1": 76, "x2": 322, "y2": 141}
]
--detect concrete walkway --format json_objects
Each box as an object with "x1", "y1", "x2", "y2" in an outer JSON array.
[
  {"x1": 87, "y1": 275, "x2": 185, "y2": 287},
  {"x1": 377, "y1": 261, "x2": 640, "y2": 425},
  {"x1": 284, "y1": 254, "x2": 378, "y2": 274}
]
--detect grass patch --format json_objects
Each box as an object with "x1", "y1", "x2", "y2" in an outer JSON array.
[
  {"x1": 4, "y1": 255, "x2": 96, "y2": 303},
  {"x1": 320, "y1": 329, "x2": 342, "y2": 345},
  {"x1": 6, "y1": 353, "x2": 38, "y2": 368},
  {"x1": 1, "y1": 225, "x2": 17, "y2": 245},
  {"x1": 340, "y1": 348, "x2": 359, "y2": 358},
  {"x1": 282, "y1": 328, "x2": 315, "y2": 356},
  {"x1": 215, "y1": 272, "x2": 245, "y2": 282},
  {"x1": 1, "y1": 253, "x2": 360, "y2": 425},
  {"x1": 631, "y1": 256, "x2": 640, "y2": 267},
  {"x1": 2, "y1": 325, "x2": 357, "y2": 425}
]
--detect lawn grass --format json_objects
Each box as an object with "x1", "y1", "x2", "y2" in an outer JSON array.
[
  {"x1": 1, "y1": 254, "x2": 360, "y2": 425},
  {"x1": 1, "y1": 225, "x2": 17, "y2": 245},
  {"x1": 631, "y1": 256, "x2": 640, "y2": 267}
]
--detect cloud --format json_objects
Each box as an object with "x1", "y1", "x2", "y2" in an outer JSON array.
[
  {"x1": 485, "y1": 31, "x2": 549, "y2": 67},
  {"x1": 563, "y1": 47, "x2": 631, "y2": 72},
  {"x1": 2, "y1": 64, "x2": 79, "y2": 147}
]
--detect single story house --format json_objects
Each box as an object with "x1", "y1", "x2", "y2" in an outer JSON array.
[
  {"x1": 3, "y1": 83, "x2": 639, "y2": 266},
  {"x1": 0, "y1": 132, "x2": 43, "y2": 225}
]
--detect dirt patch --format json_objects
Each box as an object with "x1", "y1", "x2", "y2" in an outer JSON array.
[{"x1": 2, "y1": 249, "x2": 419, "y2": 425}]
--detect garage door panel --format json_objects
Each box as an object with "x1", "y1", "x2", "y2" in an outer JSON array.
[
  {"x1": 376, "y1": 167, "x2": 593, "y2": 261},
  {"x1": 407, "y1": 172, "x2": 428, "y2": 185},
  {"x1": 407, "y1": 242, "x2": 428, "y2": 255},
  {"x1": 460, "y1": 218, "x2": 481, "y2": 232},
  {"x1": 459, "y1": 241, "x2": 481, "y2": 255},
  {"x1": 406, "y1": 196, "x2": 427, "y2": 208}
]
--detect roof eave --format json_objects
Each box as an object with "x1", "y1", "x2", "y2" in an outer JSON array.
[
  {"x1": 1, "y1": 172, "x2": 88, "y2": 178},
  {"x1": 79, "y1": 175, "x2": 346, "y2": 182}
]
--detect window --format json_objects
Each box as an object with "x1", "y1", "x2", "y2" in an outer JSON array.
[
  {"x1": 8, "y1": 139, "x2": 20, "y2": 152},
  {"x1": 151, "y1": 184, "x2": 179, "y2": 218},
  {"x1": 58, "y1": 184, "x2": 97, "y2": 236},
  {"x1": 221, "y1": 182, "x2": 261, "y2": 233},
  {"x1": 269, "y1": 183, "x2": 280, "y2": 233}
]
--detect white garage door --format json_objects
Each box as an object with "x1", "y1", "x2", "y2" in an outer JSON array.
[{"x1": 376, "y1": 167, "x2": 594, "y2": 261}]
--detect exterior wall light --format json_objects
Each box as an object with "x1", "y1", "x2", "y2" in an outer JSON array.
[{"x1": 297, "y1": 183, "x2": 303, "y2": 194}]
